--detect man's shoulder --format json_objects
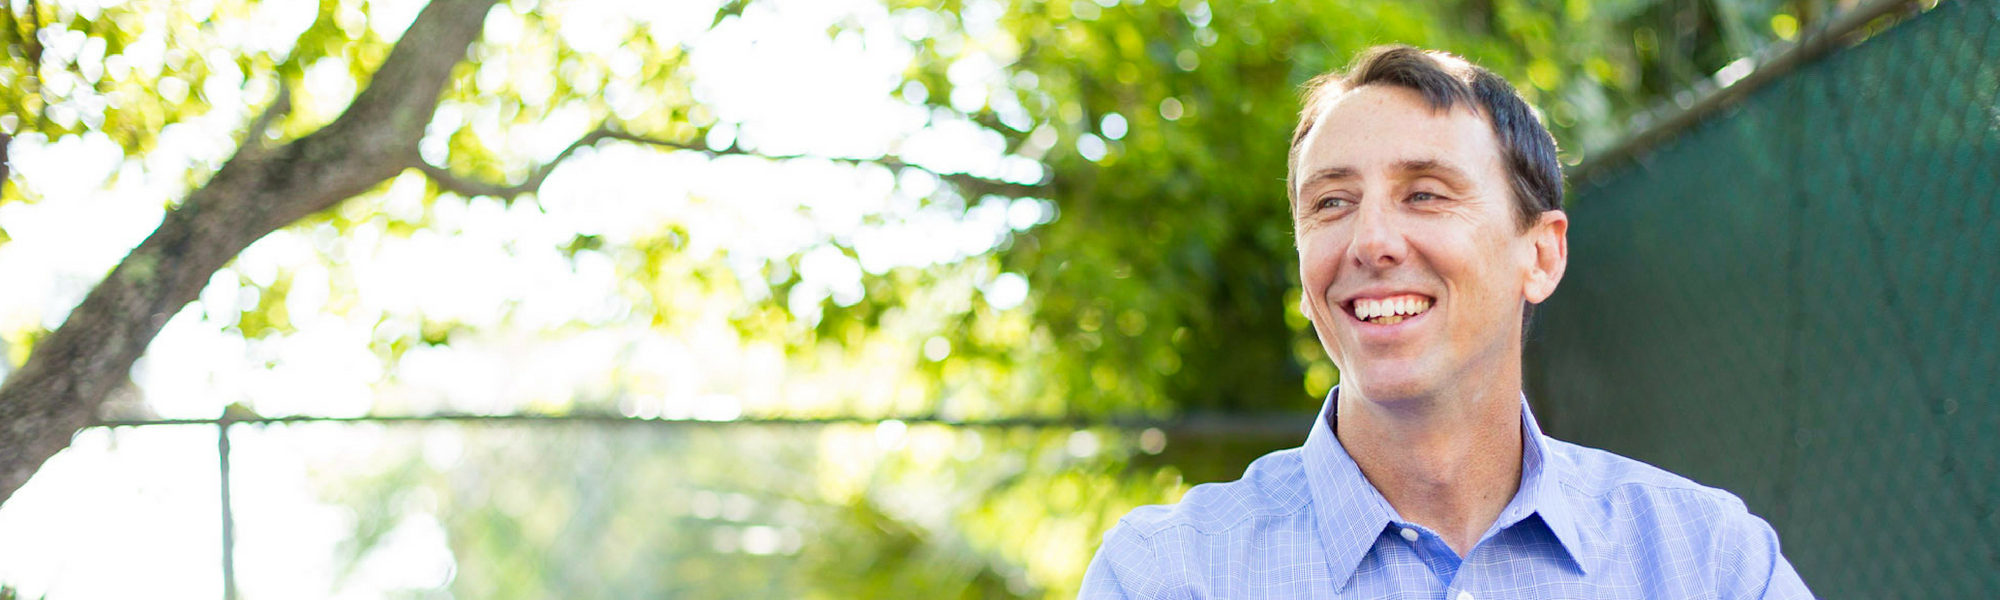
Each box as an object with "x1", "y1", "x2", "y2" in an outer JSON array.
[
  {"x1": 1543, "y1": 437, "x2": 1808, "y2": 596},
  {"x1": 1086, "y1": 445, "x2": 1317, "y2": 596},
  {"x1": 1543, "y1": 437, "x2": 1775, "y2": 545},
  {"x1": 1111, "y1": 445, "x2": 1314, "y2": 542},
  {"x1": 1545, "y1": 437, "x2": 1749, "y2": 509}
]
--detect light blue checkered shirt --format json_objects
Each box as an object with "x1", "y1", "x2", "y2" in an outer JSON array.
[{"x1": 1082, "y1": 389, "x2": 1812, "y2": 599}]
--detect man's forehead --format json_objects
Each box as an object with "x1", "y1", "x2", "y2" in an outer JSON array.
[{"x1": 1294, "y1": 86, "x2": 1502, "y2": 186}]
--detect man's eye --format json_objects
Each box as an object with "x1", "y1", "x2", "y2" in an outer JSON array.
[
  {"x1": 1315, "y1": 197, "x2": 1352, "y2": 211},
  {"x1": 1408, "y1": 191, "x2": 1440, "y2": 202}
]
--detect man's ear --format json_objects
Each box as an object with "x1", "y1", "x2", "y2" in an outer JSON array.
[{"x1": 1523, "y1": 209, "x2": 1568, "y2": 304}]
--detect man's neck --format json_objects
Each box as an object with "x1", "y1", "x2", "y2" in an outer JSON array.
[{"x1": 1334, "y1": 382, "x2": 1524, "y2": 558}]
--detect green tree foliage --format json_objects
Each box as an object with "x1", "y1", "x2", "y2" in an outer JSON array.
[
  {"x1": 890, "y1": 0, "x2": 1831, "y2": 421},
  {"x1": 0, "y1": 0, "x2": 1830, "y2": 597}
]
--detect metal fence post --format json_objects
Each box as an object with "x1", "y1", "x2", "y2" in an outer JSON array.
[{"x1": 219, "y1": 420, "x2": 238, "y2": 600}]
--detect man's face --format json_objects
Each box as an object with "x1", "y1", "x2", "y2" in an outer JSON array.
[{"x1": 1291, "y1": 84, "x2": 1566, "y2": 403}]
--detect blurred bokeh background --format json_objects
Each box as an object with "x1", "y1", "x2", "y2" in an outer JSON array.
[{"x1": 0, "y1": 0, "x2": 1992, "y2": 597}]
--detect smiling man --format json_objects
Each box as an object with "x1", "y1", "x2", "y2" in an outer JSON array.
[{"x1": 1080, "y1": 46, "x2": 1811, "y2": 599}]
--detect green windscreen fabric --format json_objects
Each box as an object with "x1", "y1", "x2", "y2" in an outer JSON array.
[{"x1": 1528, "y1": 0, "x2": 1999, "y2": 595}]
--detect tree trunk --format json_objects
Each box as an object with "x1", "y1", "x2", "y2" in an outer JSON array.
[{"x1": 0, "y1": 0, "x2": 499, "y2": 506}]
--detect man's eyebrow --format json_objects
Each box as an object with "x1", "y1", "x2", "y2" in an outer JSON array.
[
  {"x1": 1390, "y1": 158, "x2": 1472, "y2": 183},
  {"x1": 1297, "y1": 159, "x2": 1472, "y2": 195},
  {"x1": 1305, "y1": 166, "x2": 1359, "y2": 183},
  {"x1": 1297, "y1": 166, "x2": 1359, "y2": 197}
]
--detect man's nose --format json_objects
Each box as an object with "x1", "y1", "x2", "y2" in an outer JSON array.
[{"x1": 1347, "y1": 199, "x2": 1407, "y2": 269}]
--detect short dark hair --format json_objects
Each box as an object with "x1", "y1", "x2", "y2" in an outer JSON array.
[{"x1": 1286, "y1": 45, "x2": 1563, "y2": 230}]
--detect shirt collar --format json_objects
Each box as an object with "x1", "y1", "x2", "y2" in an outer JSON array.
[
  {"x1": 1513, "y1": 395, "x2": 1590, "y2": 574},
  {"x1": 1301, "y1": 387, "x2": 1590, "y2": 591}
]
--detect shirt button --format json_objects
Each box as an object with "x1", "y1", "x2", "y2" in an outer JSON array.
[
  {"x1": 1456, "y1": 592, "x2": 1474, "y2": 600},
  {"x1": 1399, "y1": 527, "x2": 1419, "y2": 542}
]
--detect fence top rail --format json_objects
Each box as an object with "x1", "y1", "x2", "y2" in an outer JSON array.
[
  {"x1": 1568, "y1": 0, "x2": 1928, "y2": 184},
  {"x1": 93, "y1": 411, "x2": 1318, "y2": 438}
]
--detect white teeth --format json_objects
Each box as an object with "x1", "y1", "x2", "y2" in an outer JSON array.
[{"x1": 1354, "y1": 295, "x2": 1433, "y2": 323}]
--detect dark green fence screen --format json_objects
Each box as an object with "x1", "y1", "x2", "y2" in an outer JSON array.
[{"x1": 1528, "y1": 0, "x2": 2000, "y2": 596}]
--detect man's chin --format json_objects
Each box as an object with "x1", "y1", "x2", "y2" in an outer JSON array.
[{"x1": 1339, "y1": 368, "x2": 1440, "y2": 406}]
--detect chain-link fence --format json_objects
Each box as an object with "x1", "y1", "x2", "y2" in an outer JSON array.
[
  {"x1": 1529, "y1": 0, "x2": 2000, "y2": 595},
  {"x1": 0, "y1": 411, "x2": 1306, "y2": 598}
]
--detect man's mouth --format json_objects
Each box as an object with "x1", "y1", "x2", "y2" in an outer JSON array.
[{"x1": 1346, "y1": 294, "x2": 1434, "y2": 325}]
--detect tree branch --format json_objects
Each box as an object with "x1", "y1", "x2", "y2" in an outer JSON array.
[
  {"x1": 414, "y1": 125, "x2": 1050, "y2": 202},
  {"x1": 608, "y1": 129, "x2": 1053, "y2": 199},
  {"x1": 0, "y1": 0, "x2": 501, "y2": 506},
  {"x1": 236, "y1": 78, "x2": 291, "y2": 155},
  {"x1": 414, "y1": 128, "x2": 616, "y2": 200}
]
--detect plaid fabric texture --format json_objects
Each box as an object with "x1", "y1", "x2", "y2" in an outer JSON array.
[{"x1": 1081, "y1": 389, "x2": 1812, "y2": 599}]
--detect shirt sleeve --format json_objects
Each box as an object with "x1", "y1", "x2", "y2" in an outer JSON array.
[
  {"x1": 1716, "y1": 508, "x2": 1814, "y2": 600},
  {"x1": 1080, "y1": 553, "x2": 1133, "y2": 600},
  {"x1": 1080, "y1": 521, "x2": 1168, "y2": 600}
]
